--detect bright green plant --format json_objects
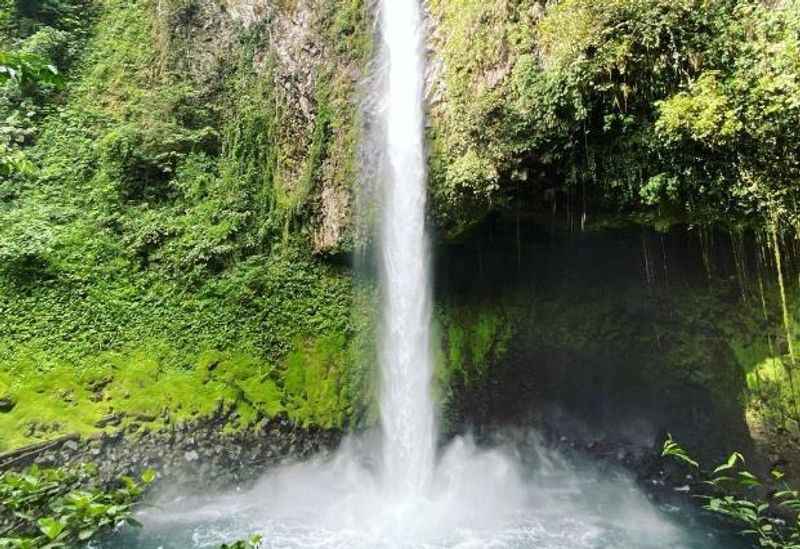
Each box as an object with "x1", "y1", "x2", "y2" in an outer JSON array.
[
  {"x1": 0, "y1": 51, "x2": 60, "y2": 87},
  {"x1": 0, "y1": 464, "x2": 155, "y2": 548},
  {"x1": 663, "y1": 436, "x2": 800, "y2": 548},
  {"x1": 220, "y1": 534, "x2": 263, "y2": 549},
  {"x1": 0, "y1": 144, "x2": 33, "y2": 177}
]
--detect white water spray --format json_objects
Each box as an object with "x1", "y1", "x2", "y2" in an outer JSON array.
[{"x1": 377, "y1": 0, "x2": 435, "y2": 497}]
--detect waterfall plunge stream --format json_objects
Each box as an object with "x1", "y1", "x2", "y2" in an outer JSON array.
[
  {"x1": 377, "y1": 0, "x2": 435, "y2": 499},
  {"x1": 118, "y1": 2, "x2": 743, "y2": 547}
]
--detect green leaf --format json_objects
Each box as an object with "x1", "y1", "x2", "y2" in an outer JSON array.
[
  {"x1": 37, "y1": 517, "x2": 65, "y2": 540},
  {"x1": 141, "y1": 468, "x2": 156, "y2": 484},
  {"x1": 0, "y1": 50, "x2": 63, "y2": 87},
  {"x1": 661, "y1": 435, "x2": 699, "y2": 468},
  {"x1": 120, "y1": 476, "x2": 137, "y2": 490},
  {"x1": 737, "y1": 471, "x2": 761, "y2": 488},
  {"x1": 78, "y1": 528, "x2": 97, "y2": 541},
  {"x1": 89, "y1": 502, "x2": 110, "y2": 517},
  {"x1": 713, "y1": 452, "x2": 744, "y2": 475}
]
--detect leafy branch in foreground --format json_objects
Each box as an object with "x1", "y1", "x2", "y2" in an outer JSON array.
[
  {"x1": 0, "y1": 464, "x2": 155, "y2": 548},
  {"x1": 663, "y1": 435, "x2": 800, "y2": 548}
]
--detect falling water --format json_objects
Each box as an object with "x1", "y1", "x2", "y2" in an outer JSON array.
[
  {"x1": 117, "y1": 2, "x2": 746, "y2": 547},
  {"x1": 377, "y1": 0, "x2": 435, "y2": 497}
]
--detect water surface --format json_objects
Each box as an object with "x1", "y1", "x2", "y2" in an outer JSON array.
[{"x1": 110, "y1": 436, "x2": 745, "y2": 549}]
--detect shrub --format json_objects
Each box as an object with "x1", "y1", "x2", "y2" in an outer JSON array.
[
  {"x1": 663, "y1": 436, "x2": 800, "y2": 548},
  {"x1": 0, "y1": 464, "x2": 155, "y2": 548}
]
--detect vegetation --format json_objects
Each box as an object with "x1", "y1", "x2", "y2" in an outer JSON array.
[
  {"x1": 664, "y1": 436, "x2": 800, "y2": 548},
  {"x1": 2, "y1": 0, "x2": 800, "y2": 547},
  {"x1": 429, "y1": 0, "x2": 800, "y2": 237},
  {"x1": 0, "y1": 331, "x2": 357, "y2": 451},
  {"x1": 421, "y1": 0, "x2": 800, "y2": 448},
  {"x1": 436, "y1": 302, "x2": 516, "y2": 386},
  {"x1": 0, "y1": 0, "x2": 373, "y2": 449},
  {"x1": 220, "y1": 535, "x2": 263, "y2": 549},
  {"x1": 0, "y1": 464, "x2": 154, "y2": 548},
  {"x1": 0, "y1": 51, "x2": 60, "y2": 87}
]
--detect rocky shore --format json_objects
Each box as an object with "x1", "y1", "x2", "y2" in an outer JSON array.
[{"x1": 0, "y1": 413, "x2": 341, "y2": 491}]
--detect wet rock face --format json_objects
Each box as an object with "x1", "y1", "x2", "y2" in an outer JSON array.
[
  {"x1": 437, "y1": 221, "x2": 755, "y2": 464},
  {"x1": 12, "y1": 415, "x2": 340, "y2": 492},
  {"x1": 159, "y1": 0, "x2": 363, "y2": 255},
  {"x1": 161, "y1": 0, "x2": 326, "y2": 125}
]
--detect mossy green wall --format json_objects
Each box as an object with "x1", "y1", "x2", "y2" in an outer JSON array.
[{"x1": 0, "y1": 0, "x2": 375, "y2": 452}]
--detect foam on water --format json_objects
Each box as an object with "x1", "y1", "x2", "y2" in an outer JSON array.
[{"x1": 118, "y1": 435, "x2": 739, "y2": 549}]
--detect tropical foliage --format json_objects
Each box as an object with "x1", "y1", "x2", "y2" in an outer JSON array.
[
  {"x1": 0, "y1": 464, "x2": 154, "y2": 548},
  {"x1": 430, "y1": 0, "x2": 800, "y2": 235},
  {"x1": 0, "y1": 51, "x2": 59, "y2": 86},
  {"x1": 664, "y1": 436, "x2": 800, "y2": 548},
  {"x1": 1, "y1": 0, "x2": 800, "y2": 509},
  {"x1": 0, "y1": 0, "x2": 370, "y2": 450}
]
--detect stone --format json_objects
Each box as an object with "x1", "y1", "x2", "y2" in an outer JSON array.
[
  {"x1": 63, "y1": 439, "x2": 79, "y2": 452},
  {"x1": 3, "y1": 407, "x2": 340, "y2": 494},
  {"x1": 0, "y1": 395, "x2": 16, "y2": 412},
  {"x1": 95, "y1": 414, "x2": 121, "y2": 428}
]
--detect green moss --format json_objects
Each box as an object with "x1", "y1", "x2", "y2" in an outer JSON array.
[
  {"x1": 283, "y1": 334, "x2": 349, "y2": 429},
  {"x1": 0, "y1": 333, "x2": 356, "y2": 452},
  {"x1": 446, "y1": 322, "x2": 466, "y2": 380},
  {"x1": 342, "y1": 283, "x2": 380, "y2": 427},
  {"x1": 720, "y1": 284, "x2": 800, "y2": 428},
  {"x1": 1, "y1": 364, "x2": 103, "y2": 448},
  {"x1": 471, "y1": 310, "x2": 513, "y2": 377},
  {"x1": 437, "y1": 302, "x2": 519, "y2": 388}
]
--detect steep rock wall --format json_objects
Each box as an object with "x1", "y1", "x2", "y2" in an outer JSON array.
[{"x1": 152, "y1": 0, "x2": 369, "y2": 254}]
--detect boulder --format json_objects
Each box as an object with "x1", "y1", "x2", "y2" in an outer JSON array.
[{"x1": 0, "y1": 395, "x2": 16, "y2": 413}]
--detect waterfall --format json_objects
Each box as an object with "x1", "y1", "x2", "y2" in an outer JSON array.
[
  {"x1": 377, "y1": 0, "x2": 436, "y2": 497},
  {"x1": 129, "y1": 5, "x2": 738, "y2": 546}
]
